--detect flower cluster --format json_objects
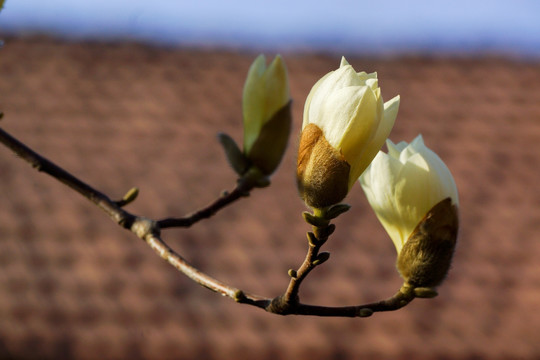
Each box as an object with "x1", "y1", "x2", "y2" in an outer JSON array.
[
  {"x1": 239, "y1": 55, "x2": 459, "y2": 291},
  {"x1": 294, "y1": 57, "x2": 459, "y2": 289}
]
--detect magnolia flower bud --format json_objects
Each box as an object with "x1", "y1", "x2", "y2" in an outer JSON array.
[
  {"x1": 297, "y1": 57, "x2": 400, "y2": 209},
  {"x1": 297, "y1": 124, "x2": 350, "y2": 209},
  {"x1": 242, "y1": 55, "x2": 291, "y2": 176},
  {"x1": 359, "y1": 135, "x2": 459, "y2": 287}
]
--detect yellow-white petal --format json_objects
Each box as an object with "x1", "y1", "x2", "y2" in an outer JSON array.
[
  {"x1": 303, "y1": 72, "x2": 333, "y2": 129},
  {"x1": 243, "y1": 55, "x2": 289, "y2": 153},
  {"x1": 360, "y1": 134, "x2": 459, "y2": 253},
  {"x1": 346, "y1": 94, "x2": 401, "y2": 188}
]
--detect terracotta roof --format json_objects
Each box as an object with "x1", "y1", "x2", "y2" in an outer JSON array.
[{"x1": 1, "y1": 36, "x2": 540, "y2": 359}]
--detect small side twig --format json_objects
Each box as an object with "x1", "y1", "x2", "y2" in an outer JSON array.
[
  {"x1": 157, "y1": 184, "x2": 251, "y2": 229},
  {"x1": 267, "y1": 210, "x2": 335, "y2": 314}
]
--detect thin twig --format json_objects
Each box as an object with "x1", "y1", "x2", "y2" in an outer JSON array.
[
  {"x1": 293, "y1": 285, "x2": 416, "y2": 317},
  {"x1": 266, "y1": 214, "x2": 336, "y2": 314},
  {"x1": 157, "y1": 184, "x2": 251, "y2": 229}
]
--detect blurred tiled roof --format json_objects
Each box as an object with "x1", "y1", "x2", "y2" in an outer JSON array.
[{"x1": 1, "y1": 37, "x2": 540, "y2": 360}]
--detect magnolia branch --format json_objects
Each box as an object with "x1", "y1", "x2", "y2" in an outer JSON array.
[{"x1": 0, "y1": 126, "x2": 420, "y2": 318}]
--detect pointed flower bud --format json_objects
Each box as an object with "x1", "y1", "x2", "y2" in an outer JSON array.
[
  {"x1": 360, "y1": 135, "x2": 459, "y2": 287},
  {"x1": 242, "y1": 55, "x2": 291, "y2": 176},
  {"x1": 297, "y1": 57, "x2": 400, "y2": 209}
]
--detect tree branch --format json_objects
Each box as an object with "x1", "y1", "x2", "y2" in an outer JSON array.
[
  {"x1": 1, "y1": 125, "x2": 421, "y2": 318},
  {"x1": 0, "y1": 125, "x2": 262, "y2": 303}
]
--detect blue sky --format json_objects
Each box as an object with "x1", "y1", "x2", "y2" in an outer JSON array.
[{"x1": 1, "y1": 0, "x2": 540, "y2": 56}]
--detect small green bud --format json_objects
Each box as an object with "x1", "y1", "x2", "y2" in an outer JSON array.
[
  {"x1": 302, "y1": 211, "x2": 329, "y2": 228},
  {"x1": 358, "y1": 308, "x2": 373, "y2": 317},
  {"x1": 115, "y1": 187, "x2": 139, "y2": 207},
  {"x1": 306, "y1": 232, "x2": 319, "y2": 247},
  {"x1": 312, "y1": 251, "x2": 330, "y2": 266},
  {"x1": 325, "y1": 203, "x2": 351, "y2": 220},
  {"x1": 123, "y1": 187, "x2": 139, "y2": 202},
  {"x1": 413, "y1": 287, "x2": 439, "y2": 298}
]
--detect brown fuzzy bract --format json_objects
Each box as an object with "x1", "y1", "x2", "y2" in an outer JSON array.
[
  {"x1": 397, "y1": 198, "x2": 459, "y2": 288},
  {"x1": 296, "y1": 124, "x2": 350, "y2": 209}
]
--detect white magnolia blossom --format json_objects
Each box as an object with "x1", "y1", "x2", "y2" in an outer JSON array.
[
  {"x1": 242, "y1": 55, "x2": 290, "y2": 154},
  {"x1": 359, "y1": 135, "x2": 459, "y2": 253},
  {"x1": 303, "y1": 57, "x2": 400, "y2": 189}
]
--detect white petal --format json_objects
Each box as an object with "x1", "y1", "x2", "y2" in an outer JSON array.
[
  {"x1": 365, "y1": 78, "x2": 379, "y2": 91},
  {"x1": 383, "y1": 95, "x2": 400, "y2": 129},
  {"x1": 347, "y1": 94, "x2": 396, "y2": 188},
  {"x1": 386, "y1": 139, "x2": 402, "y2": 159},
  {"x1": 303, "y1": 72, "x2": 333, "y2": 129},
  {"x1": 242, "y1": 55, "x2": 289, "y2": 153},
  {"x1": 330, "y1": 86, "x2": 378, "y2": 154},
  {"x1": 360, "y1": 153, "x2": 407, "y2": 251},
  {"x1": 356, "y1": 71, "x2": 378, "y2": 85}
]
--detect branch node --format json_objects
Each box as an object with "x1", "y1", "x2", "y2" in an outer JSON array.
[
  {"x1": 131, "y1": 217, "x2": 159, "y2": 240},
  {"x1": 314, "y1": 223, "x2": 335, "y2": 239},
  {"x1": 267, "y1": 295, "x2": 297, "y2": 315}
]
